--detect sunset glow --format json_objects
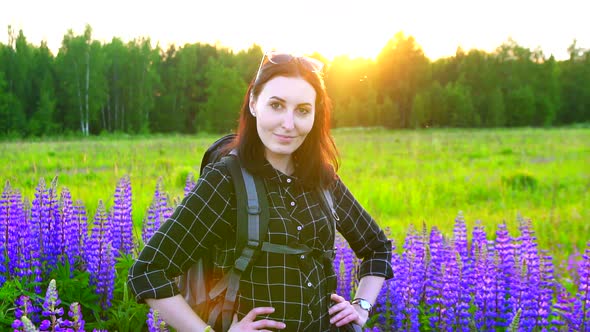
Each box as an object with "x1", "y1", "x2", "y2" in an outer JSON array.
[{"x1": 1, "y1": 0, "x2": 588, "y2": 61}]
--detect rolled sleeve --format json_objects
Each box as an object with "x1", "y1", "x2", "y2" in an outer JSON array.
[
  {"x1": 331, "y1": 177, "x2": 393, "y2": 280},
  {"x1": 127, "y1": 162, "x2": 235, "y2": 302}
]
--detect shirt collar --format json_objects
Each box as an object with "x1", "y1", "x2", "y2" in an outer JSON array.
[{"x1": 259, "y1": 159, "x2": 300, "y2": 185}]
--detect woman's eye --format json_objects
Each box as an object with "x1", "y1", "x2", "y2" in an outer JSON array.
[
  {"x1": 298, "y1": 108, "x2": 311, "y2": 114},
  {"x1": 270, "y1": 102, "x2": 282, "y2": 110}
]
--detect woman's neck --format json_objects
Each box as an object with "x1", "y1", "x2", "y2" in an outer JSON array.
[{"x1": 265, "y1": 151, "x2": 295, "y2": 175}]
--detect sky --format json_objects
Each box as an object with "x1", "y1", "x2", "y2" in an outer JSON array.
[{"x1": 1, "y1": 0, "x2": 588, "y2": 61}]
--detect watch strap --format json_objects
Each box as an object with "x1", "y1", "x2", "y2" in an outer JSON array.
[{"x1": 351, "y1": 298, "x2": 372, "y2": 311}]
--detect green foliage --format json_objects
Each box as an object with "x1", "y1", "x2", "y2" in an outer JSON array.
[
  {"x1": 98, "y1": 254, "x2": 150, "y2": 332},
  {"x1": 0, "y1": 279, "x2": 27, "y2": 326},
  {"x1": 2, "y1": 128, "x2": 589, "y2": 270},
  {"x1": 502, "y1": 171, "x2": 538, "y2": 191},
  {"x1": 175, "y1": 168, "x2": 195, "y2": 189},
  {"x1": 199, "y1": 58, "x2": 246, "y2": 133},
  {"x1": 0, "y1": 72, "x2": 26, "y2": 136},
  {"x1": 48, "y1": 261, "x2": 101, "y2": 320},
  {"x1": 0, "y1": 277, "x2": 46, "y2": 330},
  {"x1": 1, "y1": 28, "x2": 590, "y2": 137}
]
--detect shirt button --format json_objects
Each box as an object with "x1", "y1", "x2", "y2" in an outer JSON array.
[
  {"x1": 286, "y1": 178, "x2": 292, "y2": 183},
  {"x1": 297, "y1": 225, "x2": 302, "y2": 231},
  {"x1": 300, "y1": 254, "x2": 305, "y2": 259},
  {"x1": 307, "y1": 282, "x2": 312, "y2": 287},
  {"x1": 308, "y1": 310, "x2": 312, "y2": 315},
  {"x1": 290, "y1": 201, "x2": 295, "y2": 207}
]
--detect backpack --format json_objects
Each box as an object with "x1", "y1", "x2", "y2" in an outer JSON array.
[{"x1": 177, "y1": 134, "x2": 339, "y2": 332}]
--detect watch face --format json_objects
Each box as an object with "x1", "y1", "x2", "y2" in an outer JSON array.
[
  {"x1": 353, "y1": 299, "x2": 372, "y2": 310},
  {"x1": 359, "y1": 300, "x2": 371, "y2": 310}
]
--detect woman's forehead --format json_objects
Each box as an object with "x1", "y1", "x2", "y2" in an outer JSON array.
[{"x1": 258, "y1": 76, "x2": 317, "y2": 104}]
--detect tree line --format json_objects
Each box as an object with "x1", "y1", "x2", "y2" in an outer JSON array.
[{"x1": 0, "y1": 25, "x2": 588, "y2": 137}]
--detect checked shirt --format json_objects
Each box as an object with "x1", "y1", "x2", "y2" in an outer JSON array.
[{"x1": 128, "y1": 160, "x2": 393, "y2": 331}]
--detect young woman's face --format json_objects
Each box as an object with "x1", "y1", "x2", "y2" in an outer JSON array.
[{"x1": 250, "y1": 76, "x2": 316, "y2": 163}]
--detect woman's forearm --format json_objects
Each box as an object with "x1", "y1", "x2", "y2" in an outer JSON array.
[
  {"x1": 354, "y1": 275, "x2": 385, "y2": 305},
  {"x1": 146, "y1": 295, "x2": 210, "y2": 332},
  {"x1": 352, "y1": 275, "x2": 385, "y2": 324}
]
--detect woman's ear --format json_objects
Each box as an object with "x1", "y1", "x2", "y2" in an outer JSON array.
[{"x1": 249, "y1": 97, "x2": 256, "y2": 117}]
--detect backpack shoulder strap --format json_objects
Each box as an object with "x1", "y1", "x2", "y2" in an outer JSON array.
[
  {"x1": 221, "y1": 154, "x2": 269, "y2": 251},
  {"x1": 217, "y1": 153, "x2": 269, "y2": 331}
]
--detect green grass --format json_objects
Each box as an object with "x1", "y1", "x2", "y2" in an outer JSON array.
[{"x1": 2, "y1": 127, "x2": 589, "y2": 266}]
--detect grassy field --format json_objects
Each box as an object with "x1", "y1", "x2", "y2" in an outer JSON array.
[{"x1": 2, "y1": 127, "x2": 589, "y2": 265}]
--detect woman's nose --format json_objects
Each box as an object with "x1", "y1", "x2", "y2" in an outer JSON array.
[{"x1": 281, "y1": 111, "x2": 295, "y2": 130}]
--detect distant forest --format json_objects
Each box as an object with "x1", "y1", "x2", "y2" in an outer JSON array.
[{"x1": 0, "y1": 25, "x2": 589, "y2": 137}]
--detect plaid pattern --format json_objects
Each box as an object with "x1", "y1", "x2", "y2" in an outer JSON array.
[{"x1": 128, "y1": 160, "x2": 393, "y2": 331}]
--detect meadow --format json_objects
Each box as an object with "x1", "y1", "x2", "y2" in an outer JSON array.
[
  {"x1": 2, "y1": 127, "x2": 588, "y2": 257},
  {"x1": 2, "y1": 127, "x2": 590, "y2": 330}
]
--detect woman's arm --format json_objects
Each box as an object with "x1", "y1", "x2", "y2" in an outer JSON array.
[{"x1": 351, "y1": 275, "x2": 385, "y2": 324}]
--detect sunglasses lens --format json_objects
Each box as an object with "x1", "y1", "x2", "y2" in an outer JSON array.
[
  {"x1": 256, "y1": 52, "x2": 324, "y2": 81},
  {"x1": 267, "y1": 52, "x2": 294, "y2": 65}
]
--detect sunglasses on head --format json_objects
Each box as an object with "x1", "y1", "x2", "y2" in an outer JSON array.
[{"x1": 254, "y1": 51, "x2": 325, "y2": 82}]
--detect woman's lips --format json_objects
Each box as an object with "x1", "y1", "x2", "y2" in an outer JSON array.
[{"x1": 274, "y1": 133, "x2": 295, "y2": 143}]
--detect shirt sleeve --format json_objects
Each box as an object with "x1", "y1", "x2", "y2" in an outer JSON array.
[
  {"x1": 127, "y1": 162, "x2": 235, "y2": 302},
  {"x1": 331, "y1": 176, "x2": 393, "y2": 280}
]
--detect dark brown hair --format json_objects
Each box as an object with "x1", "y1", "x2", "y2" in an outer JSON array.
[{"x1": 226, "y1": 57, "x2": 339, "y2": 189}]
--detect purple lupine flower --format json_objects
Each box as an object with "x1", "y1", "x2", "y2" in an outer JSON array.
[
  {"x1": 73, "y1": 199, "x2": 89, "y2": 268},
  {"x1": 551, "y1": 284, "x2": 581, "y2": 330},
  {"x1": 399, "y1": 225, "x2": 425, "y2": 331},
  {"x1": 389, "y1": 239, "x2": 405, "y2": 331},
  {"x1": 21, "y1": 195, "x2": 44, "y2": 295},
  {"x1": 333, "y1": 234, "x2": 345, "y2": 297},
  {"x1": 184, "y1": 172, "x2": 197, "y2": 197},
  {"x1": 46, "y1": 177, "x2": 62, "y2": 272},
  {"x1": 12, "y1": 190, "x2": 32, "y2": 280},
  {"x1": 470, "y1": 221, "x2": 488, "y2": 261},
  {"x1": 1, "y1": 184, "x2": 27, "y2": 282},
  {"x1": 13, "y1": 295, "x2": 39, "y2": 328},
  {"x1": 452, "y1": 212, "x2": 474, "y2": 328},
  {"x1": 472, "y1": 231, "x2": 499, "y2": 330},
  {"x1": 495, "y1": 221, "x2": 516, "y2": 326},
  {"x1": 42, "y1": 280, "x2": 63, "y2": 316},
  {"x1": 17, "y1": 316, "x2": 39, "y2": 332},
  {"x1": 513, "y1": 216, "x2": 541, "y2": 331},
  {"x1": 147, "y1": 308, "x2": 169, "y2": 332},
  {"x1": 453, "y1": 212, "x2": 469, "y2": 262},
  {"x1": 424, "y1": 226, "x2": 445, "y2": 330},
  {"x1": 142, "y1": 178, "x2": 173, "y2": 245},
  {"x1": 334, "y1": 234, "x2": 357, "y2": 299},
  {"x1": 68, "y1": 302, "x2": 85, "y2": 332},
  {"x1": 111, "y1": 175, "x2": 134, "y2": 256},
  {"x1": 40, "y1": 279, "x2": 71, "y2": 331},
  {"x1": 372, "y1": 230, "x2": 402, "y2": 331},
  {"x1": 59, "y1": 188, "x2": 78, "y2": 273},
  {"x1": 579, "y1": 241, "x2": 590, "y2": 330},
  {"x1": 0, "y1": 182, "x2": 11, "y2": 285},
  {"x1": 536, "y1": 251, "x2": 555, "y2": 329},
  {"x1": 439, "y1": 243, "x2": 470, "y2": 331},
  {"x1": 471, "y1": 221, "x2": 494, "y2": 330},
  {"x1": 30, "y1": 178, "x2": 57, "y2": 273},
  {"x1": 86, "y1": 200, "x2": 116, "y2": 312}
]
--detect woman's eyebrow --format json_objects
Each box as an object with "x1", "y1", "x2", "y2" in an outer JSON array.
[
  {"x1": 269, "y1": 96, "x2": 286, "y2": 102},
  {"x1": 269, "y1": 96, "x2": 312, "y2": 107}
]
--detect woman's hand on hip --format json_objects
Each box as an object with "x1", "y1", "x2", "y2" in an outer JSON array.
[
  {"x1": 328, "y1": 293, "x2": 368, "y2": 327},
  {"x1": 228, "y1": 307, "x2": 286, "y2": 332}
]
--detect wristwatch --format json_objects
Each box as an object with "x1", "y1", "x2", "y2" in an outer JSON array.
[{"x1": 351, "y1": 298, "x2": 372, "y2": 312}]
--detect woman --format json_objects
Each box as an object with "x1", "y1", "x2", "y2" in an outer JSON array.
[{"x1": 128, "y1": 51, "x2": 393, "y2": 331}]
